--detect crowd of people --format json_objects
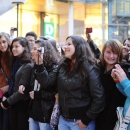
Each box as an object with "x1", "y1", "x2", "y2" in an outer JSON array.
[{"x1": 0, "y1": 30, "x2": 130, "y2": 130}]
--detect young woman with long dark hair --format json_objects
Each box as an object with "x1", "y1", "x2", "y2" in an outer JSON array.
[
  {"x1": 18, "y1": 39, "x2": 59, "y2": 130},
  {"x1": 1, "y1": 37, "x2": 33, "y2": 130},
  {"x1": 28, "y1": 35, "x2": 105, "y2": 130}
]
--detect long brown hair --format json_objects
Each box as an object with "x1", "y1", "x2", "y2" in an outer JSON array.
[
  {"x1": 60, "y1": 35, "x2": 97, "y2": 79},
  {"x1": 0, "y1": 32, "x2": 12, "y2": 69}
]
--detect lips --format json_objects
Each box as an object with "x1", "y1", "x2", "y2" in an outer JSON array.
[
  {"x1": 0, "y1": 48, "x2": 6, "y2": 52},
  {"x1": 1, "y1": 47, "x2": 5, "y2": 50},
  {"x1": 12, "y1": 51, "x2": 17, "y2": 55},
  {"x1": 107, "y1": 58, "x2": 115, "y2": 61}
]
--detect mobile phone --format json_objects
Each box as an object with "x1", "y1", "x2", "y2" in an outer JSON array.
[
  {"x1": 86, "y1": 27, "x2": 92, "y2": 34},
  {"x1": 37, "y1": 47, "x2": 44, "y2": 54}
]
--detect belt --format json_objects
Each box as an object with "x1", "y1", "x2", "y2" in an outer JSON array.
[{"x1": 62, "y1": 116, "x2": 79, "y2": 122}]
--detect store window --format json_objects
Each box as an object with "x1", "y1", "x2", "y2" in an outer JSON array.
[
  {"x1": 85, "y1": 2, "x2": 108, "y2": 50},
  {"x1": 109, "y1": 0, "x2": 130, "y2": 43},
  {"x1": 58, "y1": 1, "x2": 108, "y2": 49},
  {"x1": 0, "y1": 8, "x2": 41, "y2": 38}
]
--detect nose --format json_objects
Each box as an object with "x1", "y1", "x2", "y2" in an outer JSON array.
[
  {"x1": 110, "y1": 53, "x2": 114, "y2": 58},
  {"x1": 12, "y1": 47, "x2": 15, "y2": 51},
  {"x1": 0, "y1": 43, "x2": 4, "y2": 47},
  {"x1": 64, "y1": 44, "x2": 68, "y2": 49}
]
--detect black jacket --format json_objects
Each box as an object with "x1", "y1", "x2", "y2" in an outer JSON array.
[
  {"x1": 88, "y1": 40, "x2": 101, "y2": 59},
  {"x1": 96, "y1": 62, "x2": 127, "y2": 130},
  {"x1": 36, "y1": 61, "x2": 105, "y2": 125},
  {"x1": 29, "y1": 64, "x2": 57, "y2": 123},
  {"x1": 2, "y1": 63, "x2": 33, "y2": 113}
]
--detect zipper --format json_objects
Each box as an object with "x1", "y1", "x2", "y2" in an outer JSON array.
[{"x1": 63, "y1": 77, "x2": 68, "y2": 117}]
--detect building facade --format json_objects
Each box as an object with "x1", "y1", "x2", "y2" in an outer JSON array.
[{"x1": 0, "y1": 0, "x2": 130, "y2": 50}]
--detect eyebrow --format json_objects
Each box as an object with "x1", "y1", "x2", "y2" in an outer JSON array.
[{"x1": 1, "y1": 40, "x2": 6, "y2": 42}]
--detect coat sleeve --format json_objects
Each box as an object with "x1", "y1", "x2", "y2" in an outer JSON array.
[
  {"x1": 120, "y1": 78, "x2": 130, "y2": 97},
  {"x1": 2, "y1": 64, "x2": 33, "y2": 107},
  {"x1": 34, "y1": 90, "x2": 56, "y2": 100},
  {"x1": 81, "y1": 66, "x2": 105, "y2": 125},
  {"x1": 35, "y1": 65, "x2": 58, "y2": 89},
  {"x1": 116, "y1": 82, "x2": 126, "y2": 96},
  {"x1": 88, "y1": 40, "x2": 101, "y2": 59}
]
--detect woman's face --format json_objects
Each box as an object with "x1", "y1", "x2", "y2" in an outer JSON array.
[
  {"x1": 123, "y1": 40, "x2": 130, "y2": 56},
  {"x1": 64, "y1": 38, "x2": 75, "y2": 59},
  {"x1": 12, "y1": 41, "x2": 25, "y2": 57},
  {"x1": 104, "y1": 46, "x2": 118, "y2": 67},
  {"x1": 31, "y1": 44, "x2": 40, "y2": 60},
  {"x1": 0, "y1": 36, "x2": 8, "y2": 52}
]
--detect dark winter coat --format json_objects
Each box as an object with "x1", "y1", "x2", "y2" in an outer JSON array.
[
  {"x1": 96, "y1": 62, "x2": 127, "y2": 130},
  {"x1": 36, "y1": 60, "x2": 105, "y2": 125},
  {"x1": 29, "y1": 64, "x2": 57, "y2": 123}
]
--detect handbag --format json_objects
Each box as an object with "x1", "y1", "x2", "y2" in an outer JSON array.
[
  {"x1": 114, "y1": 106, "x2": 130, "y2": 130},
  {"x1": 50, "y1": 94, "x2": 60, "y2": 129}
]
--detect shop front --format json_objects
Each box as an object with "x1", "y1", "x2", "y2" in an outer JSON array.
[{"x1": 0, "y1": 0, "x2": 108, "y2": 50}]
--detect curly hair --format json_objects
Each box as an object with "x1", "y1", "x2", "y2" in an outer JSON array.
[
  {"x1": 48, "y1": 39, "x2": 61, "y2": 61},
  {"x1": 11, "y1": 37, "x2": 33, "y2": 64},
  {"x1": 35, "y1": 39, "x2": 59, "y2": 66},
  {"x1": 0, "y1": 32, "x2": 12, "y2": 69}
]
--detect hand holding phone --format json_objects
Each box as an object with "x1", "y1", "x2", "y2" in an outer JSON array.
[{"x1": 37, "y1": 47, "x2": 44, "y2": 54}]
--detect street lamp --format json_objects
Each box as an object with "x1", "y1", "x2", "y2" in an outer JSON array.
[{"x1": 12, "y1": 1, "x2": 24, "y2": 37}]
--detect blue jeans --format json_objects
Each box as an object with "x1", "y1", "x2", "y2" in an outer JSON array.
[
  {"x1": 58, "y1": 116, "x2": 95, "y2": 130},
  {"x1": 0, "y1": 98, "x2": 10, "y2": 130},
  {"x1": 29, "y1": 118, "x2": 53, "y2": 130}
]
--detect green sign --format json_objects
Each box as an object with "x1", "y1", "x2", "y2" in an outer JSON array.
[{"x1": 44, "y1": 22, "x2": 54, "y2": 37}]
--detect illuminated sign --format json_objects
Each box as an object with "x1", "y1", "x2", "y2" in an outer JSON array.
[{"x1": 44, "y1": 22, "x2": 54, "y2": 37}]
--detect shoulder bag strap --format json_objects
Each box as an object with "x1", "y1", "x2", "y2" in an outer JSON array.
[{"x1": 0, "y1": 63, "x2": 9, "y2": 82}]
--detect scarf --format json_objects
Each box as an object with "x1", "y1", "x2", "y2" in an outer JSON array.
[{"x1": 8, "y1": 57, "x2": 21, "y2": 95}]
